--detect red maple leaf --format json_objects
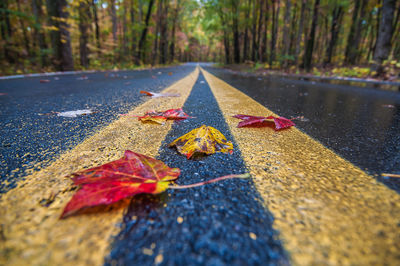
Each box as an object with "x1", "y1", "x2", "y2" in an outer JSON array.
[
  {"x1": 61, "y1": 151, "x2": 249, "y2": 218},
  {"x1": 233, "y1": 114, "x2": 295, "y2": 130},
  {"x1": 60, "y1": 150, "x2": 180, "y2": 218}
]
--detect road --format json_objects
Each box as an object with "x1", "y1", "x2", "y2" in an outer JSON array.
[{"x1": 1, "y1": 64, "x2": 399, "y2": 265}]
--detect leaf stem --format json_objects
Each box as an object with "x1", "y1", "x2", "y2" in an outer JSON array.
[
  {"x1": 169, "y1": 173, "x2": 250, "y2": 189},
  {"x1": 381, "y1": 173, "x2": 400, "y2": 178}
]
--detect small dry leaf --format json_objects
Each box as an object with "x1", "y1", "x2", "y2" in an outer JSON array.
[
  {"x1": 169, "y1": 125, "x2": 233, "y2": 159},
  {"x1": 140, "y1": 90, "x2": 180, "y2": 98},
  {"x1": 121, "y1": 108, "x2": 190, "y2": 124}
]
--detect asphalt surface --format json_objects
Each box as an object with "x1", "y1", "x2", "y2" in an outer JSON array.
[
  {"x1": 204, "y1": 66, "x2": 400, "y2": 193},
  {"x1": 105, "y1": 71, "x2": 288, "y2": 265},
  {"x1": 1, "y1": 64, "x2": 400, "y2": 265},
  {"x1": 0, "y1": 65, "x2": 195, "y2": 193}
]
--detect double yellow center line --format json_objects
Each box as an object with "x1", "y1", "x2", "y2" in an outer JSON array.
[
  {"x1": 202, "y1": 68, "x2": 400, "y2": 265},
  {"x1": 0, "y1": 68, "x2": 199, "y2": 266},
  {"x1": 1, "y1": 67, "x2": 399, "y2": 265}
]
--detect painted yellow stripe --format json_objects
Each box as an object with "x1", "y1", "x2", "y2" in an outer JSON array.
[
  {"x1": 0, "y1": 68, "x2": 199, "y2": 266},
  {"x1": 201, "y1": 68, "x2": 400, "y2": 265}
]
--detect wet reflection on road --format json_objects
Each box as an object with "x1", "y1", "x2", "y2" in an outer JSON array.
[{"x1": 205, "y1": 67, "x2": 400, "y2": 192}]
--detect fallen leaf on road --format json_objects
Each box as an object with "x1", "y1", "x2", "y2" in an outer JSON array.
[
  {"x1": 140, "y1": 90, "x2": 180, "y2": 98},
  {"x1": 61, "y1": 150, "x2": 249, "y2": 218},
  {"x1": 40, "y1": 79, "x2": 50, "y2": 83},
  {"x1": 120, "y1": 108, "x2": 190, "y2": 124},
  {"x1": 233, "y1": 114, "x2": 295, "y2": 130},
  {"x1": 77, "y1": 75, "x2": 88, "y2": 80},
  {"x1": 57, "y1": 109, "x2": 93, "y2": 118},
  {"x1": 169, "y1": 125, "x2": 233, "y2": 159},
  {"x1": 61, "y1": 150, "x2": 180, "y2": 218},
  {"x1": 168, "y1": 72, "x2": 173, "y2": 76}
]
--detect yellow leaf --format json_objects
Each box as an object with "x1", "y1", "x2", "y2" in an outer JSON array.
[
  {"x1": 139, "y1": 116, "x2": 167, "y2": 124},
  {"x1": 169, "y1": 125, "x2": 233, "y2": 159}
]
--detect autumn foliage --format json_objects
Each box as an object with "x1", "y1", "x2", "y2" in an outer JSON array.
[{"x1": 169, "y1": 125, "x2": 234, "y2": 159}]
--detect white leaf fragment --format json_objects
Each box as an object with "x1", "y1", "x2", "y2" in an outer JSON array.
[{"x1": 57, "y1": 109, "x2": 93, "y2": 118}]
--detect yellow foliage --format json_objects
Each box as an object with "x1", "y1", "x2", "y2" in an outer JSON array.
[{"x1": 169, "y1": 125, "x2": 233, "y2": 159}]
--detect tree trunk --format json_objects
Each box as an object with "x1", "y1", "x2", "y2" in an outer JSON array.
[
  {"x1": 152, "y1": 0, "x2": 162, "y2": 64},
  {"x1": 257, "y1": 0, "x2": 264, "y2": 62},
  {"x1": 282, "y1": 0, "x2": 291, "y2": 68},
  {"x1": 130, "y1": 0, "x2": 137, "y2": 62},
  {"x1": 218, "y1": 7, "x2": 231, "y2": 64},
  {"x1": 32, "y1": 0, "x2": 48, "y2": 67},
  {"x1": 374, "y1": 0, "x2": 396, "y2": 64},
  {"x1": 324, "y1": 5, "x2": 343, "y2": 65},
  {"x1": 122, "y1": 1, "x2": 128, "y2": 58},
  {"x1": 169, "y1": 0, "x2": 180, "y2": 63},
  {"x1": 159, "y1": 0, "x2": 169, "y2": 64},
  {"x1": 91, "y1": 0, "x2": 101, "y2": 55},
  {"x1": 302, "y1": 0, "x2": 320, "y2": 71},
  {"x1": 79, "y1": 0, "x2": 90, "y2": 68},
  {"x1": 46, "y1": 0, "x2": 74, "y2": 71},
  {"x1": 0, "y1": 0, "x2": 14, "y2": 63},
  {"x1": 137, "y1": 0, "x2": 155, "y2": 64},
  {"x1": 269, "y1": 0, "x2": 280, "y2": 66},
  {"x1": 345, "y1": 0, "x2": 367, "y2": 65},
  {"x1": 16, "y1": 0, "x2": 31, "y2": 58},
  {"x1": 242, "y1": 0, "x2": 251, "y2": 61},
  {"x1": 231, "y1": 0, "x2": 240, "y2": 63},
  {"x1": 251, "y1": 0, "x2": 257, "y2": 61},
  {"x1": 260, "y1": 0, "x2": 269, "y2": 62},
  {"x1": 294, "y1": 0, "x2": 306, "y2": 66},
  {"x1": 289, "y1": 2, "x2": 298, "y2": 56},
  {"x1": 110, "y1": 0, "x2": 117, "y2": 44}
]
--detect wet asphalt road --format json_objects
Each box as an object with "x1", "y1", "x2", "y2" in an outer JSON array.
[
  {"x1": 204, "y1": 66, "x2": 400, "y2": 193},
  {"x1": 105, "y1": 71, "x2": 288, "y2": 265},
  {"x1": 0, "y1": 65, "x2": 194, "y2": 193},
  {"x1": 1, "y1": 63, "x2": 400, "y2": 265}
]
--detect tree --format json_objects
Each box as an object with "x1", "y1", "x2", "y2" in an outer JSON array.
[
  {"x1": 231, "y1": 0, "x2": 240, "y2": 63},
  {"x1": 373, "y1": 0, "x2": 396, "y2": 67},
  {"x1": 137, "y1": 0, "x2": 155, "y2": 64},
  {"x1": 294, "y1": 0, "x2": 306, "y2": 66},
  {"x1": 281, "y1": 0, "x2": 292, "y2": 68},
  {"x1": 269, "y1": 0, "x2": 280, "y2": 66},
  {"x1": 169, "y1": 0, "x2": 181, "y2": 63},
  {"x1": 345, "y1": 0, "x2": 367, "y2": 65},
  {"x1": 32, "y1": 0, "x2": 48, "y2": 67},
  {"x1": 78, "y1": 0, "x2": 91, "y2": 68},
  {"x1": 324, "y1": 2, "x2": 344, "y2": 66},
  {"x1": 0, "y1": 0, "x2": 14, "y2": 63},
  {"x1": 302, "y1": 0, "x2": 320, "y2": 71},
  {"x1": 91, "y1": 0, "x2": 101, "y2": 55},
  {"x1": 46, "y1": 0, "x2": 74, "y2": 71},
  {"x1": 159, "y1": 0, "x2": 169, "y2": 64}
]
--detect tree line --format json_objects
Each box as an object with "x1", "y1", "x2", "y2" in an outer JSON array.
[
  {"x1": 203, "y1": 0, "x2": 400, "y2": 72},
  {"x1": 0, "y1": 0, "x2": 207, "y2": 74},
  {"x1": 0, "y1": 0, "x2": 399, "y2": 75}
]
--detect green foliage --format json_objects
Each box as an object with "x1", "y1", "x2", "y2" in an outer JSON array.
[{"x1": 331, "y1": 67, "x2": 372, "y2": 78}]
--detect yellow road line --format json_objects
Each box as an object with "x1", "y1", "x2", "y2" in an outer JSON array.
[
  {"x1": 202, "y1": 68, "x2": 400, "y2": 265},
  {"x1": 0, "y1": 68, "x2": 199, "y2": 266}
]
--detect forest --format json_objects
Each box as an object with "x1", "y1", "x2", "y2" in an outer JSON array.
[{"x1": 0, "y1": 0, "x2": 399, "y2": 78}]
